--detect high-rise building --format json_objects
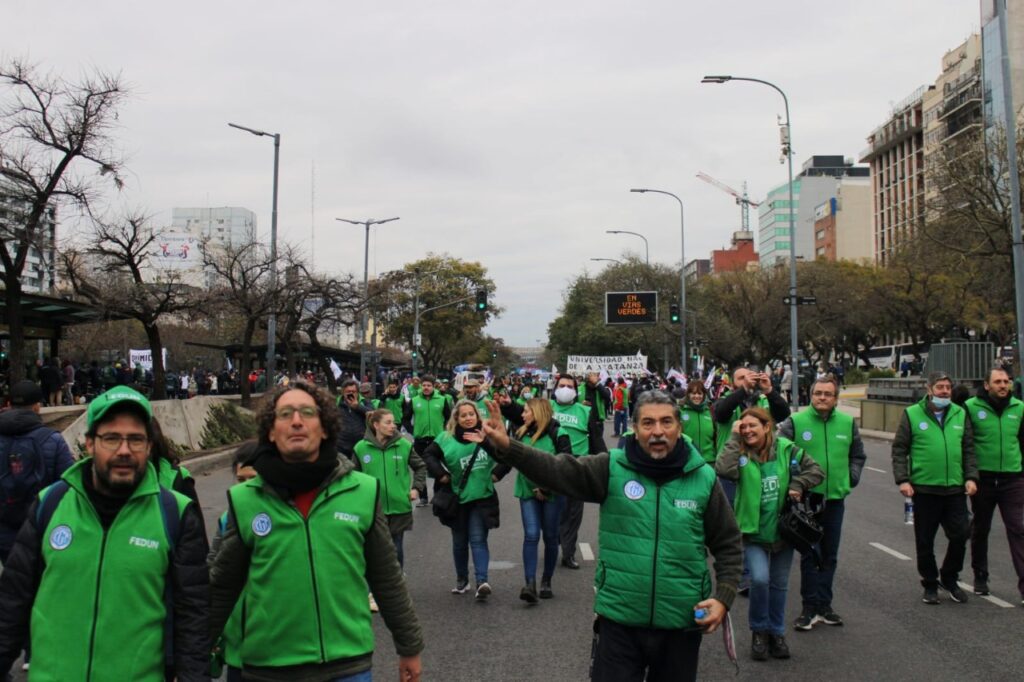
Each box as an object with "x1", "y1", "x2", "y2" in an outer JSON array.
[
  {"x1": 684, "y1": 258, "x2": 710, "y2": 283},
  {"x1": 860, "y1": 86, "x2": 932, "y2": 265},
  {"x1": 811, "y1": 177, "x2": 873, "y2": 262},
  {"x1": 758, "y1": 156, "x2": 869, "y2": 267},
  {"x1": 923, "y1": 34, "x2": 983, "y2": 155},
  {"x1": 171, "y1": 207, "x2": 256, "y2": 249},
  {"x1": 142, "y1": 207, "x2": 258, "y2": 289},
  {"x1": 981, "y1": 0, "x2": 1024, "y2": 132},
  {"x1": 0, "y1": 183, "x2": 57, "y2": 293}
]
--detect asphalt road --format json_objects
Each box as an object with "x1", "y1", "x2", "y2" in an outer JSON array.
[{"x1": 13, "y1": 421, "x2": 1023, "y2": 681}]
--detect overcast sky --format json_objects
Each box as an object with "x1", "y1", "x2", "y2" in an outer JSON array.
[{"x1": 4, "y1": 1, "x2": 982, "y2": 347}]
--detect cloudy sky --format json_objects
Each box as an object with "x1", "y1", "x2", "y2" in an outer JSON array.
[{"x1": 4, "y1": 1, "x2": 982, "y2": 346}]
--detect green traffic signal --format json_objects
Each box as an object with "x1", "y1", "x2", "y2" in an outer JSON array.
[
  {"x1": 669, "y1": 303, "x2": 680, "y2": 324},
  {"x1": 475, "y1": 289, "x2": 488, "y2": 311}
]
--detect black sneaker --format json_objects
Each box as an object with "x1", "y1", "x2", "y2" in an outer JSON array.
[
  {"x1": 974, "y1": 579, "x2": 990, "y2": 596},
  {"x1": 938, "y1": 579, "x2": 968, "y2": 603},
  {"x1": 922, "y1": 587, "x2": 940, "y2": 605},
  {"x1": 751, "y1": 631, "x2": 769, "y2": 661},
  {"x1": 817, "y1": 607, "x2": 844, "y2": 626},
  {"x1": 519, "y1": 581, "x2": 538, "y2": 605},
  {"x1": 794, "y1": 607, "x2": 817, "y2": 631},
  {"x1": 451, "y1": 578, "x2": 470, "y2": 595},
  {"x1": 561, "y1": 557, "x2": 580, "y2": 570},
  {"x1": 539, "y1": 578, "x2": 553, "y2": 599},
  {"x1": 769, "y1": 634, "x2": 791, "y2": 659}
]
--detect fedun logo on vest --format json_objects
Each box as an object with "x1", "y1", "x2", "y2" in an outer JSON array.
[
  {"x1": 623, "y1": 480, "x2": 646, "y2": 500},
  {"x1": 978, "y1": 410, "x2": 988, "y2": 420},
  {"x1": 49, "y1": 525, "x2": 73, "y2": 550},
  {"x1": 129, "y1": 536, "x2": 160, "y2": 550},
  {"x1": 363, "y1": 454, "x2": 372, "y2": 464},
  {"x1": 334, "y1": 511, "x2": 360, "y2": 523},
  {"x1": 802, "y1": 431, "x2": 813, "y2": 442},
  {"x1": 919, "y1": 422, "x2": 929, "y2": 431},
  {"x1": 252, "y1": 512, "x2": 273, "y2": 537},
  {"x1": 738, "y1": 456, "x2": 749, "y2": 467},
  {"x1": 682, "y1": 413, "x2": 690, "y2": 421}
]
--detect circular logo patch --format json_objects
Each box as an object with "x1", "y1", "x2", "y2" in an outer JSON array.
[
  {"x1": 978, "y1": 410, "x2": 988, "y2": 420},
  {"x1": 623, "y1": 480, "x2": 646, "y2": 500},
  {"x1": 738, "y1": 456, "x2": 749, "y2": 467},
  {"x1": 363, "y1": 454, "x2": 372, "y2": 464},
  {"x1": 682, "y1": 413, "x2": 690, "y2": 421},
  {"x1": 252, "y1": 513, "x2": 273, "y2": 537},
  {"x1": 919, "y1": 422, "x2": 929, "y2": 431},
  {"x1": 802, "y1": 431, "x2": 813, "y2": 442},
  {"x1": 49, "y1": 525, "x2": 73, "y2": 551}
]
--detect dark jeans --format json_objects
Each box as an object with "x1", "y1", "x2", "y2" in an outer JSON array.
[
  {"x1": 521, "y1": 496, "x2": 563, "y2": 582},
  {"x1": 413, "y1": 437, "x2": 434, "y2": 503},
  {"x1": 913, "y1": 492, "x2": 970, "y2": 589},
  {"x1": 800, "y1": 498, "x2": 845, "y2": 610},
  {"x1": 746, "y1": 543, "x2": 794, "y2": 635},
  {"x1": 591, "y1": 617, "x2": 701, "y2": 682},
  {"x1": 970, "y1": 475, "x2": 1024, "y2": 595},
  {"x1": 560, "y1": 496, "x2": 584, "y2": 561},
  {"x1": 451, "y1": 503, "x2": 489, "y2": 583},
  {"x1": 392, "y1": 531, "x2": 405, "y2": 569},
  {"x1": 613, "y1": 409, "x2": 628, "y2": 436}
]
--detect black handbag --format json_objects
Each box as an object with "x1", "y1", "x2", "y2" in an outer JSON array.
[
  {"x1": 432, "y1": 445, "x2": 482, "y2": 521},
  {"x1": 777, "y1": 451, "x2": 825, "y2": 561}
]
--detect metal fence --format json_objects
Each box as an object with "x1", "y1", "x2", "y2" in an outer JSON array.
[{"x1": 923, "y1": 342, "x2": 997, "y2": 382}]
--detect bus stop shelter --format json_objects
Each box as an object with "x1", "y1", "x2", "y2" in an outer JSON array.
[{"x1": 0, "y1": 291, "x2": 129, "y2": 357}]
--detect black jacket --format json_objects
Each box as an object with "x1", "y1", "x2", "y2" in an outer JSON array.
[
  {"x1": 0, "y1": 487, "x2": 210, "y2": 680},
  {"x1": 336, "y1": 401, "x2": 369, "y2": 456},
  {"x1": 713, "y1": 386, "x2": 791, "y2": 425}
]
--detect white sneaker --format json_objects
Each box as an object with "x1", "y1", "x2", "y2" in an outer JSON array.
[
  {"x1": 368, "y1": 594, "x2": 379, "y2": 613},
  {"x1": 475, "y1": 582, "x2": 492, "y2": 601},
  {"x1": 22, "y1": 662, "x2": 29, "y2": 671}
]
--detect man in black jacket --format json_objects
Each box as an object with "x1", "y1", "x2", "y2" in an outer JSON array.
[
  {"x1": 0, "y1": 386, "x2": 209, "y2": 680},
  {"x1": 336, "y1": 378, "x2": 370, "y2": 458}
]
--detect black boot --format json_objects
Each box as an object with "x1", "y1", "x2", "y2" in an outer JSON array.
[
  {"x1": 519, "y1": 581, "x2": 538, "y2": 604},
  {"x1": 751, "y1": 631, "x2": 769, "y2": 661},
  {"x1": 539, "y1": 578, "x2": 553, "y2": 599},
  {"x1": 769, "y1": 634, "x2": 791, "y2": 659}
]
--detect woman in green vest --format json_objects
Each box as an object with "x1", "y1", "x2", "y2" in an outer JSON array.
[
  {"x1": 512, "y1": 398, "x2": 572, "y2": 604},
  {"x1": 422, "y1": 400, "x2": 509, "y2": 601},
  {"x1": 715, "y1": 406, "x2": 823, "y2": 663},
  {"x1": 149, "y1": 417, "x2": 198, "y2": 504},
  {"x1": 678, "y1": 382, "x2": 716, "y2": 463}
]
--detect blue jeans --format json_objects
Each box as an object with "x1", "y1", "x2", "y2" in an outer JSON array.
[
  {"x1": 800, "y1": 498, "x2": 844, "y2": 610},
  {"x1": 613, "y1": 409, "x2": 628, "y2": 436},
  {"x1": 520, "y1": 496, "x2": 564, "y2": 582},
  {"x1": 745, "y1": 543, "x2": 794, "y2": 636},
  {"x1": 329, "y1": 670, "x2": 372, "y2": 682},
  {"x1": 451, "y1": 504, "x2": 489, "y2": 583},
  {"x1": 392, "y1": 531, "x2": 405, "y2": 569}
]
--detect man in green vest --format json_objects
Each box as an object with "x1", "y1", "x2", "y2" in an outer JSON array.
[
  {"x1": 713, "y1": 367, "x2": 791, "y2": 467},
  {"x1": 892, "y1": 370, "x2": 978, "y2": 605},
  {"x1": 481, "y1": 391, "x2": 742, "y2": 682},
  {"x1": 0, "y1": 386, "x2": 209, "y2": 681},
  {"x1": 210, "y1": 380, "x2": 423, "y2": 681},
  {"x1": 777, "y1": 375, "x2": 865, "y2": 630},
  {"x1": 381, "y1": 378, "x2": 406, "y2": 426},
  {"x1": 965, "y1": 366, "x2": 1024, "y2": 601},
  {"x1": 359, "y1": 382, "x2": 380, "y2": 409},
  {"x1": 461, "y1": 378, "x2": 491, "y2": 419},
  {"x1": 403, "y1": 374, "x2": 451, "y2": 506}
]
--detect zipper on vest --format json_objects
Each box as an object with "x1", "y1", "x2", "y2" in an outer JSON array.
[
  {"x1": 303, "y1": 519, "x2": 327, "y2": 661},
  {"x1": 649, "y1": 483, "x2": 663, "y2": 627},
  {"x1": 823, "y1": 418, "x2": 830, "y2": 496},
  {"x1": 998, "y1": 414, "x2": 1004, "y2": 471},
  {"x1": 382, "y1": 445, "x2": 392, "y2": 512},
  {"x1": 86, "y1": 528, "x2": 110, "y2": 682}
]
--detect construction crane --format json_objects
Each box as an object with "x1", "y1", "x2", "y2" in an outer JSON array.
[{"x1": 696, "y1": 172, "x2": 761, "y2": 232}]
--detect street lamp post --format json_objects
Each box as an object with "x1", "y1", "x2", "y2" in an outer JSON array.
[
  {"x1": 631, "y1": 188, "x2": 686, "y2": 372},
  {"x1": 701, "y1": 75, "x2": 800, "y2": 408},
  {"x1": 589, "y1": 257, "x2": 623, "y2": 265},
  {"x1": 606, "y1": 230, "x2": 649, "y2": 264},
  {"x1": 336, "y1": 217, "x2": 400, "y2": 382},
  {"x1": 229, "y1": 122, "x2": 281, "y2": 380}
]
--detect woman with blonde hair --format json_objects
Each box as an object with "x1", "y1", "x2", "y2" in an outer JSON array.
[
  {"x1": 511, "y1": 398, "x2": 572, "y2": 604},
  {"x1": 716, "y1": 406, "x2": 823, "y2": 662},
  {"x1": 422, "y1": 399, "x2": 509, "y2": 601}
]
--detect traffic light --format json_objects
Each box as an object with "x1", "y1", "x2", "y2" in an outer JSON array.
[
  {"x1": 669, "y1": 303, "x2": 680, "y2": 324},
  {"x1": 492, "y1": 351, "x2": 497, "y2": 359},
  {"x1": 475, "y1": 289, "x2": 488, "y2": 312},
  {"x1": 411, "y1": 349, "x2": 418, "y2": 359}
]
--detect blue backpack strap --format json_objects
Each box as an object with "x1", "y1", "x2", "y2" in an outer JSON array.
[
  {"x1": 35, "y1": 480, "x2": 70, "y2": 531},
  {"x1": 157, "y1": 487, "x2": 185, "y2": 670}
]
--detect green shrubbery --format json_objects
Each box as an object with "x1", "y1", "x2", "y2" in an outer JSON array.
[{"x1": 200, "y1": 402, "x2": 257, "y2": 449}]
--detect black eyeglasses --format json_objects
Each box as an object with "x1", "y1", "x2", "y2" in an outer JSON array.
[
  {"x1": 275, "y1": 406, "x2": 321, "y2": 421},
  {"x1": 95, "y1": 433, "x2": 149, "y2": 453}
]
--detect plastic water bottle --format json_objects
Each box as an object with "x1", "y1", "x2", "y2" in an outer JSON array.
[
  {"x1": 904, "y1": 498, "x2": 914, "y2": 525},
  {"x1": 694, "y1": 608, "x2": 707, "y2": 620}
]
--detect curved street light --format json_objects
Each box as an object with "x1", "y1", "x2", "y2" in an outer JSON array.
[{"x1": 606, "y1": 230, "x2": 649, "y2": 265}]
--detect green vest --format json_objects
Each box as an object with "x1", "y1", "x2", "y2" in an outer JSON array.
[
  {"x1": 906, "y1": 401, "x2": 967, "y2": 487},
  {"x1": 734, "y1": 437, "x2": 800, "y2": 544},
  {"x1": 589, "y1": 388, "x2": 607, "y2": 420},
  {"x1": 434, "y1": 432, "x2": 496, "y2": 503},
  {"x1": 513, "y1": 430, "x2": 560, "y2": 499},
  {"x1": 216, "y1": 511, "x2": 245, "y2": 669},
  {"x1": 552, "y1": 401, "x2": 591, "y2": 455},
  {"x1": 32, "y1": 460, "x2": 190, "y2": 682},
  {"x1": 156, "y1": 458, "x2": 192, "y2": 492},
  {"x1": 680, "y1": 404, "x2": 715, "y2": 463},
  {"x1": 468, "y1": 396, "x2": 490, "y2": 420},
  {"x1": 715, "y1": 395, "x2": 770, "y2": 455},
  {"x1": 595, "y1": 448, "x2": 715, "y2": 629},
  {"x1": 965, "y1": 396, "x2": 1024, "y2": 474},
  {"x1": 790, "y1": 409, "x2": 855, "y2": 500},
  {"x1": 410, "y1": 393, "x2": 446, "y2": 439},
  {"x1": 382, "y1": 394, "x2": 405, "y2": 425},
  {"x1": 353, "y1": 438, "x2": 414, "y2": 515},
  {"x1": 230, "y1": 470, "x2": 379, "y2": 668}
]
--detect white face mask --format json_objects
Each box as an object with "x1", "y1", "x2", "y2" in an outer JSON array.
[{"x1": 554, "y1": 386, "x2": 576, "y2": 404}]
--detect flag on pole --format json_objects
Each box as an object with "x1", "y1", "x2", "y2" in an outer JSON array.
[
  {"x1": 329, "y1": 358, "x2": 342, "y2": 380},
  {"x1": 225, "y1": 355, "x2": 233, "y2": 371},
  {"x1": 552, "y1": 364, "x2": 559, "y2": 375},
  {"x1": 704, "y1": 366, "x2": 716, "y2": 391}
]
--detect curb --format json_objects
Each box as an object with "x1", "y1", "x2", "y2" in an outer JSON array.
[
  {"x1": 860, "y1": 428, "x2": 895, "y2": 442},
  {"x1": 182, "y1": 445, "x2": 240, "y2": 476}
]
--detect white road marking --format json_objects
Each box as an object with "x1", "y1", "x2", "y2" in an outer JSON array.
[
  {"x1": 957, "y1": 582, "x2": 1015, "y2": 608},
  {"x1": 869, "y1": 542, "x2": 912, "y2": 561},
  {"x1": 579, "y1": 542, "x2": 595, "y2": 561},
  {"x1": 865, "y1": 466, "x2": 887, "y2": 474}
]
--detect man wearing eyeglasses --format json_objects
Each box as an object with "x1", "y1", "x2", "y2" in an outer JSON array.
[
  {"x1": 0, "y1": 386, "x2": 209, "y2": 681},
  {"x1": 210, "y1": 381, "x2": 423, "y2": 682},
  {"x1": 777, "y1": 375, "x2": 865, "y2": 631}
]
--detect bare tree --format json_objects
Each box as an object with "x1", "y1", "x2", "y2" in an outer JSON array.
[
  {"x1": 0, "y1": 59, "x2": 128, "y2": 381},
  {"x1": 60, "y1": 212, "x2": 195, "y2": 399},
  {"x1": 300, "y1": 272, "x2": 362, "y2": 392}
]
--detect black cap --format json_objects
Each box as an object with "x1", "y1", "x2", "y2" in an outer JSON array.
[{"x1": 9, "y1": 380, "x2": 43, "y2": 407}]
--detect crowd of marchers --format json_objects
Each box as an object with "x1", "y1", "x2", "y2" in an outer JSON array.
[{"x1": 0, "y1": 360, "x2": 1020, "y2": 682}]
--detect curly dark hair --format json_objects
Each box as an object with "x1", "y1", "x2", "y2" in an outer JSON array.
[{"x1": 255, "y1": 380, "x2": 341, "y2": 448}]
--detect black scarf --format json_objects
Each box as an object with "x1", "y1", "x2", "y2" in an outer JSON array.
[
  {"x1": 252, "y1": 442, "x2": 338, "y2": 495},
  {"x1": 81, "y1": 461, "x2": 132, "y2": 529},
  {"x1": 625, "y1": 435, "x2": 688, "y2": 483},
  {"x1": 454, "y1": 423, "x2": 482, "y2": 444},
  {"x1": 981, "y1": 389, "x2": 1011, "y2": 415}
]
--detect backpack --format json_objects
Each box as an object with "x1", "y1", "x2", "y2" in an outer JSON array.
[{"x1": 0, "y1": 428, "x2": 58, "y2": 528}]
